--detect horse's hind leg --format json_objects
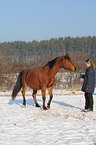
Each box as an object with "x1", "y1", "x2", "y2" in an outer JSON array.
[
  {"x1": 47, "y1": 86, "x2": 53, "y2": 109},
  {"x1": 41, "y1": 86, "x2": 47, "y2": 110},
  {"x1": 32, "y1": 90, "x2": 40, "y2": 107},
  {"x1": 22, "y1": 82, "x2": 26, "y2": 105}
]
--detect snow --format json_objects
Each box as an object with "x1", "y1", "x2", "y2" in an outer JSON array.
[{"x1": 0, "y1": 89, "x2": 96, "y2": 145}]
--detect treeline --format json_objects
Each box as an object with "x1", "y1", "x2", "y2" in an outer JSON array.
[{"x1": 0, "y1": 36, "x2": 96, "y2": 73}]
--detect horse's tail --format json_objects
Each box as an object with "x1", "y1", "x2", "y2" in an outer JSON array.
[{"x1": 12, "y1": 70, "x2": 24, "y2": 100}]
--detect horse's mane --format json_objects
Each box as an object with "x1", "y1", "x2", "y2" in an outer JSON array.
[{"x1": 46, "y1": 57, "x2": 58, "y2": 69}]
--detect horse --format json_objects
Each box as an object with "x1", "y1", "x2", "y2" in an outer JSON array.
[{"x1": 12, "y1": 54, "x2": 76, "y2": 110}]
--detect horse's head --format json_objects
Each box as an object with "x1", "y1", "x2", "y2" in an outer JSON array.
[{"x1": 62, "y1": 54, "x2": 76, "y2": 71}]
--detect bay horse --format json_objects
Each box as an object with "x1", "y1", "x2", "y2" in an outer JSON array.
[{"x1": 12, "y1": 54, "x2": 76, "y2": 110}]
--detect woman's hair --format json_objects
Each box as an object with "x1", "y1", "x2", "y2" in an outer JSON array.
[{"x1": 85, "y1": 59, "x2": 95, "y2": 69}]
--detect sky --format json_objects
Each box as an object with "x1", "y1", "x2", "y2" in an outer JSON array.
[{"x1": 0, "y1": 0, "x2": 96, "y2": 42}]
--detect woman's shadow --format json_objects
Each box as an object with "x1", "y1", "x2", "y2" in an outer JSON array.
[{"x1": 53, "y1": 100, "x2": 82, "y2": 110}]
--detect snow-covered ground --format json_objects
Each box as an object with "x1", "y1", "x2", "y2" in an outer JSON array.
[{"x1": 0, "y1": 89, "x2": 96, "y2": 145}]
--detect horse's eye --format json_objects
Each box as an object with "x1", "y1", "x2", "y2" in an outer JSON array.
[{"x1": 68, "y1": 61, "x2": 69, "y2": 62}]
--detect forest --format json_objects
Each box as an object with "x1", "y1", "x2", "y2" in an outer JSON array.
[{"x1": 0, "y1": 36, "x2": 96, "y2": 90}]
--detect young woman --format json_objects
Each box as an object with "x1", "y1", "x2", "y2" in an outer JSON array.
[{"x1": 79, "y1": 59, "x2": 95, "y2": 112}]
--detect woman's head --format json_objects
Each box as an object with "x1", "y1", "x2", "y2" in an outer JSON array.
[{"x1": 85, "y1": 59, "x2": 95, "y2": 68}]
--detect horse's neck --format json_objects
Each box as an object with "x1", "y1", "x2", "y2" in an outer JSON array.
[{"x1": 50, "y1": 57, "x2": 63, "y2": 77}]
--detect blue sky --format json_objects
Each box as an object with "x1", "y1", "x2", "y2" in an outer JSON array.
[{"x1": 0, "y1": 0, "x2": 96, "y2": 42}]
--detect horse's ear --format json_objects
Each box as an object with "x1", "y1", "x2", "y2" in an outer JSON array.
[{"x1": 65, "y1": 54, "x2": 69, "y2": 58}]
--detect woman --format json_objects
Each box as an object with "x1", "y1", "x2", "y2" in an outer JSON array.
[{"x1": 79, "y1": 59, "x2": 95, "y2": 112}]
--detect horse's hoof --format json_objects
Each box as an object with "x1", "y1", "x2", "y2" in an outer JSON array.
[
  {"x1": 43, "y1": 106, "x2": 48, "y2": 110},
  {"x1": 23, "y1": 103, "x2": 26, "y2": 106},
  {"x1": 23, "y1": 100, "x2": 26, "y2": 105},
  {"x1": 36, "y1": 103, "x2": 41, "y2": 108},
  {"x1": 47, "y1": 105, "x2": 50, "y2": 109}
]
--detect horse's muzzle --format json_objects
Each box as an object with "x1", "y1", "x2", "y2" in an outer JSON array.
[{"x1": 72, "y1": 67, "x2": 76, "y2": 72}]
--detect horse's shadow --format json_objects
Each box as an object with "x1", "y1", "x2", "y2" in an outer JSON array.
[
  {"x1": 8, "y1": 98, "x2": 38, "y2": 108},
  {"x1": 8, "y1": 98, "x2": 82, "y2": 110}
]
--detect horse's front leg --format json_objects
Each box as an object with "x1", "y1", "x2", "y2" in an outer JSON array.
[
  {"x1": 32, "y1": 90, "x2": 40, "y2": 107},
  {"x1": 47, "y1": 86, "x2": 53, "y2": 109},
  {"x1": 41, "y1": 87, "x2": 47, "y2": 110}
]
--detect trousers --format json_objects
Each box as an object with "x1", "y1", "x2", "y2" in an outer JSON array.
[{"x1": 85, "y1": 93, "x2": 94, "y2": 110}]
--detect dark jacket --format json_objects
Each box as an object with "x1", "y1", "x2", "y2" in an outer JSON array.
[{"x1": 80, "y1": 65, "x2": 95, "y2": 93}]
